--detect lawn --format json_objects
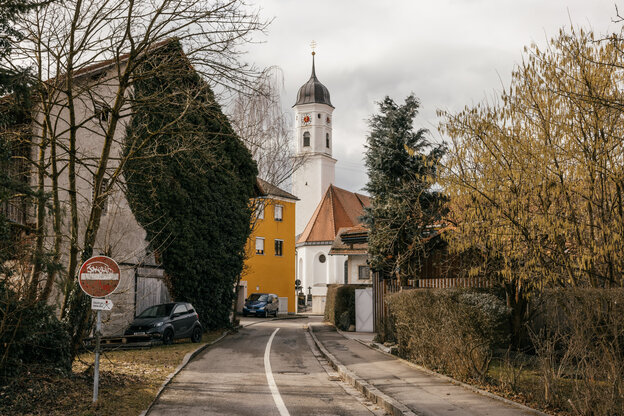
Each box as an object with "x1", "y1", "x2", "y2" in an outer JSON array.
[{"x1": 0, "y1": 331, "x2": 223, "y2": 416}]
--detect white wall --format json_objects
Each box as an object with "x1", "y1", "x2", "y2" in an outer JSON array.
[
  {"x1": 297, "y1": 244, "x2": 347, "y2": 298},
  {"x1": 348, "y1": 255, "x2": 371, "y2": 284}
]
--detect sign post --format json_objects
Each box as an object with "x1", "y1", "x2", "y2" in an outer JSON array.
[{"x1": 78, "y1": 256, "x2": 121, "y2": 403}]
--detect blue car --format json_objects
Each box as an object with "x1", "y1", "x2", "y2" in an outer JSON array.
[{"x1": 243, "y1": 293, "x2": 279, "y2": 317}]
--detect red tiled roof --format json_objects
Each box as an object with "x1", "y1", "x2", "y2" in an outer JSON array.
[{"x1": 297, "y1": 185, "x2": 370, "y2": 244}]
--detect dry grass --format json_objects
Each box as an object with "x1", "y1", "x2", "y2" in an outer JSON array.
[{"x1": 0, "y1": 331, "x2": 223, "y2": 416}]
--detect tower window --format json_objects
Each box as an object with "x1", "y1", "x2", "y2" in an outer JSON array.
[
  {"x1": 326, "y1": 133, "x2": 330, "y2": 148},
  {"x1": 303, "y1": 131, "x2": 310, "y2": 147},
  {"x1": 317, "y1": 113, "x2": 321, "y2": 118}
]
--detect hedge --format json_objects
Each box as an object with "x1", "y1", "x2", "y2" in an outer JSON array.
[
  {"x1": 324, "y1": 284, "x2": 371, "y2": 331},
  {"x1": 385, "y1": 288, "x2": 510, "y2": 381}
]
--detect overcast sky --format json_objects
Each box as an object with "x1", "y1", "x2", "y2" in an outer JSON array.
[{"x1": 244, "y1": 0, "x2": 619, "y2": 194}]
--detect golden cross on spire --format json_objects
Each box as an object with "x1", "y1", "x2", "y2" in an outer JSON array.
[{"x1": 310, "y1": 40, "x2": 317, "y2": 56}]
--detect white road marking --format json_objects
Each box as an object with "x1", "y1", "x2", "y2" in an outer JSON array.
[{"x1": 265, "y1": 328, "x2": 290, "y2": 416}]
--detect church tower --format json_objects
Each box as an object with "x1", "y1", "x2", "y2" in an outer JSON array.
[{"x1": 292, "y1": 51, "x2": 336, "y2": 236}]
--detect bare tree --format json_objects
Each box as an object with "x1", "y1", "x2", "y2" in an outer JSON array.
[
  {"x1": 229, "y1": 66, "x2": 305, "y2": 189},
  {"x1": 3, "y1": 0, "x2": 268, "y2": 357}
]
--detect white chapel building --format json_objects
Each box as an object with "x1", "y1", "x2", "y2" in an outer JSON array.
[{"x1": 293, "y1": 53, "x2": 370, "y2": 313}]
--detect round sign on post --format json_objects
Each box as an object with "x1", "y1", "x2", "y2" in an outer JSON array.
[{"x1": 78, "y1": 256, "x2": 121, "y2": 298}]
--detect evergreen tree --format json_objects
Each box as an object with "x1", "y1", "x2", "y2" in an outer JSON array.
[
  {"x1": 0, "y1": 0, "x2": 39, "y2": 265},
  {"x1": 362, "y1": 94, "x2": 446, "y2": 282},
  {"x1": 123, "y1": 42, "x2": 257, "y2": 330}
]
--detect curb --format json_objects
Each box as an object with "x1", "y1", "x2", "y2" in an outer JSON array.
[
  {"x1": 140, "y1": 330, "x2": 229, "y2": 416},
  {"x1": 239, "y1": 314, "x2": 309, "y2": 328},
  {"x1": 342, "y1": 331, "x2": 551, "y2": 416},
  {"x1": 308, "y1": 323, "x2": 419, "y2": 416}
]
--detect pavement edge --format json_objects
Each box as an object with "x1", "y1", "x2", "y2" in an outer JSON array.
[
  {"x1": 344, "y1": 332, "x2": 551, "y2": 416},
  {"x1": 139, "y1": 330, "x2": 229, "y2": 416},
  {"x1": 308, "y1": 323, "x2": 418, "y2": 416}
]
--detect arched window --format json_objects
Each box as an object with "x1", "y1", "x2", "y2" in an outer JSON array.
[
  {"x1": 303, "y1": 131, "x2": 310, "y2": 147},
  {"x1": 326, "y1": 133, "x2": 330, "y2": 148}
]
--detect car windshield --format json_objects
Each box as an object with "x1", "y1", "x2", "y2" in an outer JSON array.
[
  {"x1": 137, "y1": 304, "x2": 174, "y2": 318},
  {"x1": 248, "y1": 294, "x2": 268, "y2": 302}
]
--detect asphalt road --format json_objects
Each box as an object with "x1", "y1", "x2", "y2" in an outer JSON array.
[{"x1": 147, "y1": 317, "x2": 384, "y2": 416}]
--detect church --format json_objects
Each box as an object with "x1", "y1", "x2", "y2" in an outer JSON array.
[{"x1": 292, "y1": 52, "x2": 371, "y2": 314}]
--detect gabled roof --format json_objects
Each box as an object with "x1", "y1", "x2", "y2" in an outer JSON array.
[
  {"x1": 255, "y1": 177, "x2": 298, "y2": 201},
  {"x1": 297, "y1": 185, "x2": 370, "y2": 244}
]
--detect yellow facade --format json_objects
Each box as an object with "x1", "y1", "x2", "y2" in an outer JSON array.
[{"x1": 243, "y1": 197, "x2": 296, "y2": 313}]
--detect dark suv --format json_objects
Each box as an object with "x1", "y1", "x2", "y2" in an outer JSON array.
[{"x1": 124, "y1": 302, "x2": 202, "y2": 344}]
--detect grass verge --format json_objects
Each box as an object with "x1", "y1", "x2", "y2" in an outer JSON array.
[{"x1": 0, "y1": 331, "x2": 222, "y2": 416}]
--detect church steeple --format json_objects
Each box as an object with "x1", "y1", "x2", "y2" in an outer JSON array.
[
  {"x1": 294, "y1": 51, "x2": 333, "y2": 108},
  {"x1": 292, "y1": 46, "x2": 337, "y2": 236}
]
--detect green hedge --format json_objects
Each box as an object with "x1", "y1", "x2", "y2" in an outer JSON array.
[
  {"x1": 0, "y1": 283, "x2": 71, "y2": 383},
  {"x1": 325, "y1": 284, "x2": 370, "y2": 330},
  {"x1": 385, "y1": 289, "x2": 510, "y2": 380}
]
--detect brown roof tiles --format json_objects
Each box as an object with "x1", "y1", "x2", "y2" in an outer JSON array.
[{"x1": 297, "y1": 185, "x2": 370, "y2": 244}]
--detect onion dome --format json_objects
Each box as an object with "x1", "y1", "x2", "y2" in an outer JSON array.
[{"x1": 294, "y1": 52, "x2": 333, "y2": 108}]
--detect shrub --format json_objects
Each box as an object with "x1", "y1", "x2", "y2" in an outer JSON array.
[
  {"x1": 0, "y1": 283, "x2": 71, "y2": 383},
  {"x1": 529, "y1": 288, "x2": 624, "y2": 415},
  {"x1": 386, "y1": 288, "x2": 510, "y2": 381},
  {"x1": 325, "y1": 284, "x2": 370, "y2": 330}
]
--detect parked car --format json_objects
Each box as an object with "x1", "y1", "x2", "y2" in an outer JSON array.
[
  {"x1": 124, "y1": 302, "x2": 203, "y2": 344},
  {"x1": 242, "y1": 293, "x2": 279, "y2": 317}
]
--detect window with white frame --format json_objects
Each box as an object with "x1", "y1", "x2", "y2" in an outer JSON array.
[
  {"x1": 255, "y1": 237, "x2": 265, "y2": 255},
  {"x1": 256, "y1": 201, "x2": 264, "y2": 220},
  {"x1": 274, "y1": 205, "x2": 283, "y2": 221},
  {"x1": 358, "y1": 265, "x2": 370, "y2": 280}
]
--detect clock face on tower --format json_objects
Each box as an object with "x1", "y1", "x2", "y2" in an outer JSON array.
[{"x1": 302, "y1": 114, "x2": 311, "y2": 126}]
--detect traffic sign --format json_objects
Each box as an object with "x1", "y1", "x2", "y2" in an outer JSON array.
[
  {"x1": 78, "y1": 256, "x2": 121, "y2": 297},
  {"x1": 91, "y1": 298, "x2": 113, "y2": 311}
]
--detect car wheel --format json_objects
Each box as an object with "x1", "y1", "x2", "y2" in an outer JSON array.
[
  {"x1": 191, "y1": 326, "x2": 202, "y2": 343},
  {"x1": 163, "y1": 328, "x2": 174, "y2": 345}
]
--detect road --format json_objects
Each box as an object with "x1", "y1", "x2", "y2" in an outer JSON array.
[{"x1": 147, "y1": 317, "x2": 385, "y2": 416}]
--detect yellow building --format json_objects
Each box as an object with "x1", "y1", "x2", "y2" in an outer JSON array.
[{"x1": 240, "y1": 178, "x2": 298, "y2": 313}]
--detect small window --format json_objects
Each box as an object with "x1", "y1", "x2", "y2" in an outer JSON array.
[
  {"x1": 274, "y1": 205, "x2": 283, "y2": 221},
  {"x1": 274, "y1": 239, "x2": 283, "y2": 256},
  {"x1": 94, "y1": 102, "x2": 110, "y2": 122},
  {"x1": 317, "y1": 113, "x2": 321, "y2": 118},
  {"x1": 303, "y1": 131, "x2": 310, "y2": 147},
  {"x1": 326, "y1": 133, "x2": 330, "y2": 148},
  {"x1": 256, "y1": 201, "x2": 264, "y2": 220},
  {"x1": 358, "y1": 265, "x2": 370, "y2": 280},
  {"x1": 255, "y1": 237, "x2": 265, "y2": 255},
  {"x1": 319, "y1": 254, "x2": 326, "y2": 263}
]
